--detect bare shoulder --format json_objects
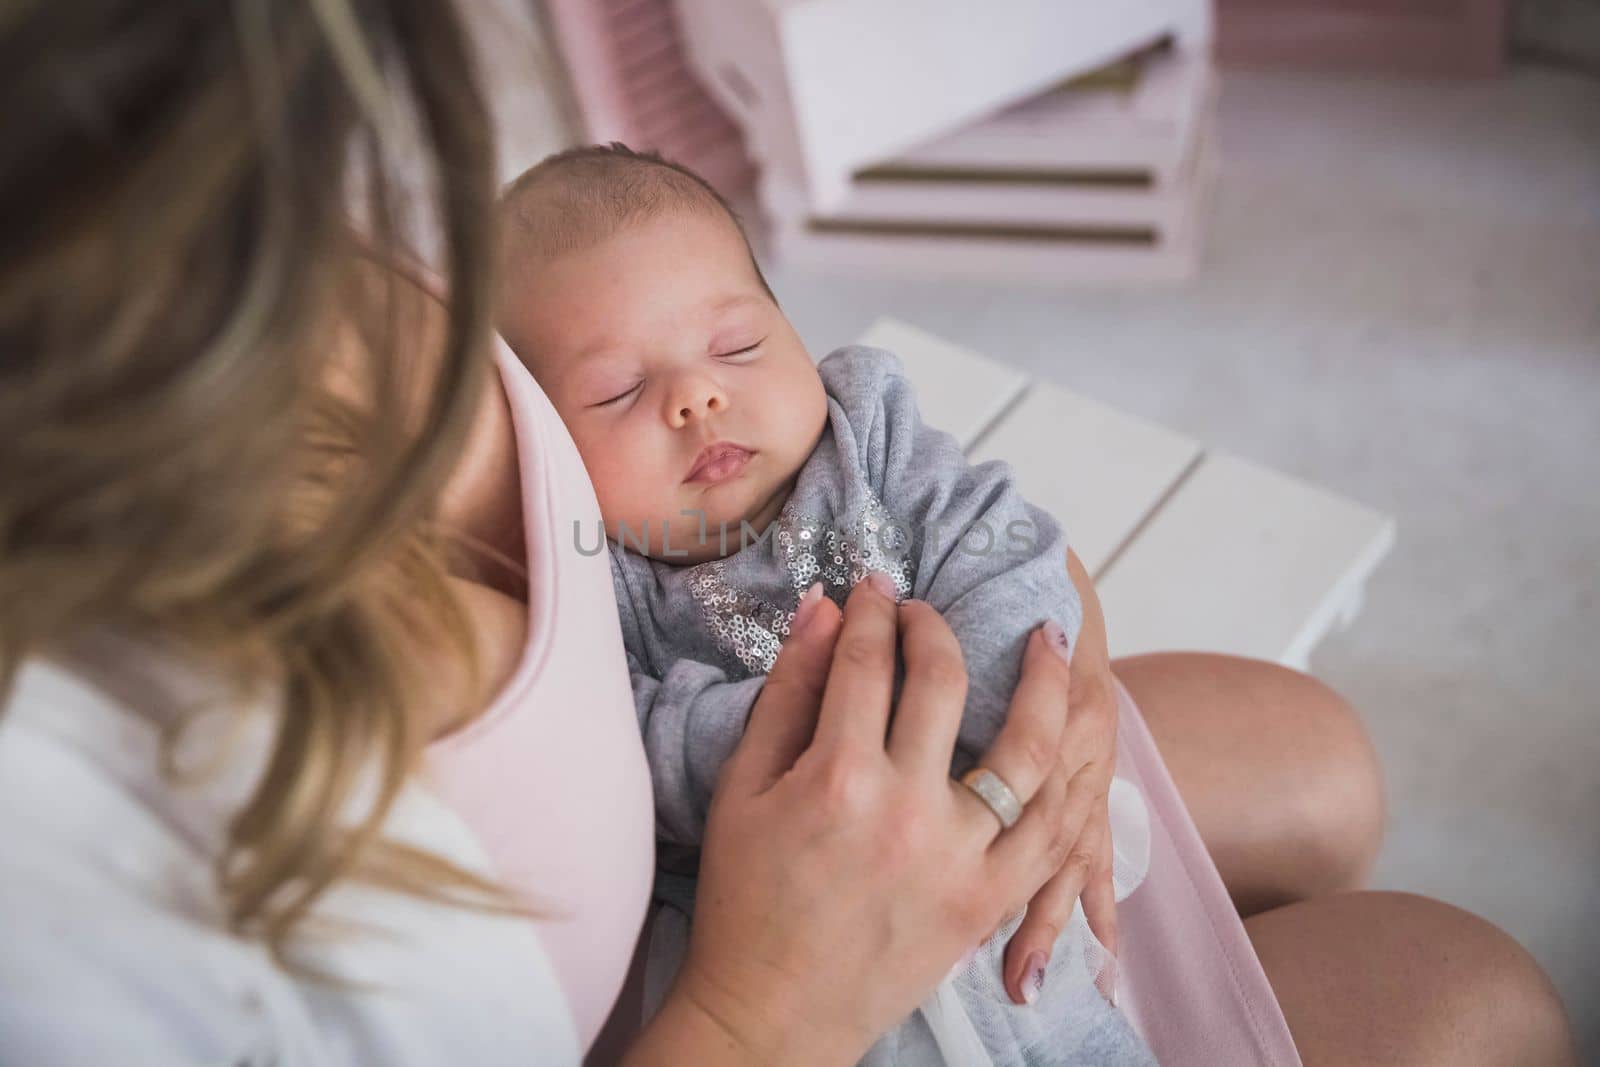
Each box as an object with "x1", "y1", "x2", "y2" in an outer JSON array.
[
  {"x1": 419, "y1": 577, "x2": 530, "y2": 739},
  {"x1": 329, "y1": 256, "x2": 527, "y2": 597},
  {"x1": 451, "y1": 577, "x2": 528, "y2": 684}
]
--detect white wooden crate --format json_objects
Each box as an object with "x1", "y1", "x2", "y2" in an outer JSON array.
[
  {"x1": 862, "y1": 318, "x2": 1396, "y2": 668},
  {"x1": 763, "y1": 170, "x2": 1198, "y2": 232},
  {"x1": 756, "y1": 49, "x2": 1218, "y2": 283},
  {"x1": 673, "y1": 0, "x2": 1209, "y2": 212},
  {"x1": 773, "y1": 142, "x2": 1215, "y2": 285},
  {"x1": 884, "y1": 47, "x2": 1215, "y2": 187},
  {"x1": 762, "y1": 48, "x2": 1218, "y2": 236}
]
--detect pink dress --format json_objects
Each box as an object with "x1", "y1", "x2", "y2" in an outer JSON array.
[
  {"x1": 428, "y1": 343, "x2": 1300, "y2": 1064},
  {"x1": 1113, "y1": 681, "x2": 1302, "y2": 1065}
]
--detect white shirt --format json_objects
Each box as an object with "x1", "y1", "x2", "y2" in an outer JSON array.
[{"x1": 0, "y1": 633, "x2": 580, "y2": 1067}]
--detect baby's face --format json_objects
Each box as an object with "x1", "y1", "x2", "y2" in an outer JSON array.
[{"x1": 505, "y1": 209, "x2": 826, "y2": 563}]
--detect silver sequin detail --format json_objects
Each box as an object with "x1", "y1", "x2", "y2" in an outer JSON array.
[
  {"x1": 685, "y1": 488, "x2": 918, "y2": 676},
  {"x1": 685, "y1": 563, "x2": 792, "y2": 678},
  {"x1": 777, "y1": 491, "x2": 914, "y2": 604}
]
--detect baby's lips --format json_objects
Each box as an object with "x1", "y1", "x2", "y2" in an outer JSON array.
[{"x1": 684, "y1": 441, "x2": 753, "y2": 483}]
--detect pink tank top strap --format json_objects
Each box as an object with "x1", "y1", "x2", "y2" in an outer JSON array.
[{"x1": 426, "y1": 341, "x2": 656, "y2": 1052}]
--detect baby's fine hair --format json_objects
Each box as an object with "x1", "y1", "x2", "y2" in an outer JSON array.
[{"x1": 497, "y1": 142, "x2": 774, "y2": 300}]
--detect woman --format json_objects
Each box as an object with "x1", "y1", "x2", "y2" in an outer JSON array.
[{"x1": 0, "y1": 2, "x2": 1574, "y2": 1064}]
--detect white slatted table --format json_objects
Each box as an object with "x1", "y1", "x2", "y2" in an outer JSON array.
[{"x1": 858, "y1": 318, "x2": 1396, "y2": 669}]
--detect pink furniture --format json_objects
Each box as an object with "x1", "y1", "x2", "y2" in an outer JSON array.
[
  {"x1": 541, "y1": 0, "x2": 754, "y2": 194},
  {"x1": 1216, "y1": 0, "x2": 1508, "y2": 76}
]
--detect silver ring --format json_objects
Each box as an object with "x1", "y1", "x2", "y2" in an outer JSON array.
[{"x1": 959, "y1": 767, "x2": 1023, "y2": 830}]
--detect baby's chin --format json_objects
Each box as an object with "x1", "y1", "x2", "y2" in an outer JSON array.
[
  {"x1": 603, "y1": 482, "x2": 796, "y2": 563},
  {"x1": 685, "y1": 457, "x2": 797, "y2": 527},
  {"x1": 609, "y1": 517, "x2": 754, "y2": 565},
  {"x1": 667, "y1": 495, "x2": 786, "y2": 555}
]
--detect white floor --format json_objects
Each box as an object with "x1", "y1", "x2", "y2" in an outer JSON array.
[{"x1": 764, "y1": 66, "x2": 1600, "y2": 1057}]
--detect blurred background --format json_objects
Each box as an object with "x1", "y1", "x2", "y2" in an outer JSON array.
[{"x1": 466, "y1": 0, "x2": 1598, "y2": 1056}]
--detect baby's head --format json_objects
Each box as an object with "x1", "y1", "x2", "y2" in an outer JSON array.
[{"x1": 497, "y1": 144, "x2": 826, "y2": 564}]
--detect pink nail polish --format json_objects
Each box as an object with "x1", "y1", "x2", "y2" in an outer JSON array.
[
  {"x1": 1041, "y1": 619, "x2": 1071, "y2": 663},
  {"x1": 791, "y1": 583, "x2": 824, "y2": 633},
  {"x1": 1022, "y1": 950, "x2": 1048, "y2": 1006},
  {"x1": 864, "y1": 571, "x2": 898, "y2": 601}
]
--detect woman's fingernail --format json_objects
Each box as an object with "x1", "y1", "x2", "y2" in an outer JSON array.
[
  {"x1": 1100, "y1": 955, "x2": 1120, "y2": 1007},
  {"x1": 1041, "y1": 619, "x2": 1072, "y2": 663},
  {"x1": 791, "y1": 583, "x2": 825, "y2": 633},
  {"x1": 863, "y1": 571, "x2": 898, "y2": 601},
  {"x1": 1022, "y1": 950, "x2": 1048, "y2": 1006}
]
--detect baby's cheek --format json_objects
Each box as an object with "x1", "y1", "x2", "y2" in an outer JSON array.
[
  {"x1": 753, "y1": 392, "x2": 822, "y2": 486},
  {"x1": 586, "y1": 433, "x2": 677, "y2": 525},
  {"x1": 778, "y1": 363, "x2": 828, "y2": 453}
]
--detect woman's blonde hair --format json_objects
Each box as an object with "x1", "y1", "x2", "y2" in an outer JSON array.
[{"x1": 0, "y1": 0, "x2": 506, "y2": 960}]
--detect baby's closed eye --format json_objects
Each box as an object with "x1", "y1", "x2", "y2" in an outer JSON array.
[
  {"x1": 712, "y1": 339, "x2": 763, "y2": 364},
  {"x1": 590, "y1": 380, "x2": 643, "y2": 408},
  {"x1": 583, "y1": 337, "x2": 765, "y2": 408}
]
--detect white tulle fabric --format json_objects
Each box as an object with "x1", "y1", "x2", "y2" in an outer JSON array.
[
  {"x1": 886, "y1": 775, "x2": 1154, "y2": 1066},
  {"x1": 645, "y1": 776, "x2": 1157, "y2": 1066}
]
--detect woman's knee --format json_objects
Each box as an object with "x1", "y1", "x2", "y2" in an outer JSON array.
[
  {"x1": 1250, "y1": 891, "x2": 1576, "y2": 1066},
  {"x1": 1260, "y1": 662, "x2": 1387, "y2": 893},
  {"x1": 1120, "y1": 652, "x2": 1386, "y2": 904},
  {"x1": 1365, "y1": 892, "x2": 1572, "y2": 1061}
]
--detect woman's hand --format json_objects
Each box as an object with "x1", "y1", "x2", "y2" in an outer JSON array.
[
  {"x1": 1002, "y1": 548, "x2": 1122, "y2": 1005},
  {"x1": 629, "y1": 575, "x2": 1093, "y2": 1066}
]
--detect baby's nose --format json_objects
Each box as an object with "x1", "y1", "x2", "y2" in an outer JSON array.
[{"x1": 669, "y1": 378, "x2": 728, "y2": 426}]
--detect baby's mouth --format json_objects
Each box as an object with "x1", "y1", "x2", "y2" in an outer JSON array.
[{"x1": 685, "y1": 441, "x2": 754, "y2": 485}]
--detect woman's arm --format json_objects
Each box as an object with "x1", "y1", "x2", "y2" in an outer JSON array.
[{"x1": 622, "y1": 575, "x2": 1091, "y2": 1065}]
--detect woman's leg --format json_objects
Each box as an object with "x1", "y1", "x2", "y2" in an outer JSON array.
[
  {"x1": 1247, "y1": 891, "x2": 1577, "y2": 1065},
  {"x1": 1114, "y1": 652, "x2": 1385, "y2": 916},
  {"x1": 1116, "y1": 656, "x2": 1576, "y2": 1060}
]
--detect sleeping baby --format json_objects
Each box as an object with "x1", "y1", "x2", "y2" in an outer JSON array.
[{"x1": 495, "y1": 143, "x2": 1154, "y2": 1067}]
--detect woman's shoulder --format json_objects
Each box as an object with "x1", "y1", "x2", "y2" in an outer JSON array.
[
  {"x1": 420, "y1": 576, "x2": 529, "y2": 738},
  {"x1": 0, "y1": 647, "x2": 581, "y2": 1066}
]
